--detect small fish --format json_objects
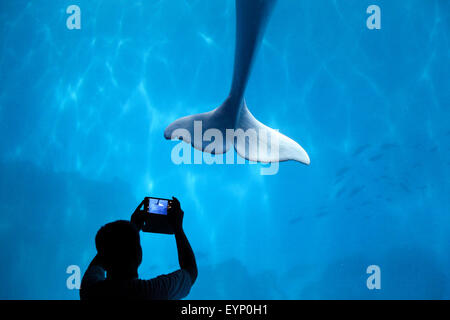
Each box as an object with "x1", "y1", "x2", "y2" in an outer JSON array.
[
  {"x1": 399, "y1": 183, "x2": 411, "y2": 193},
  {"x1": 352, "y1": 144, "x2": 370, "y2": 156},
  {"x1": 336, "y1": 167, "x2": 350, "y2": 177},
  {"x1": 289, "y1": 216, "x2": 303, "y2": 224},
  {"x1": 348, "y1": 186, "x2": 365, "y2": 197},
  {"x1": 369, "y1": 154, "x2": 383, "y2": 161}
]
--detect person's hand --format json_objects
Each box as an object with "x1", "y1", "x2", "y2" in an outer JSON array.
[
  {"x1": 168, "y1": 197, "x2": 184, "y2": 232},
  {"x1": 131, "y1": 199, "x2": 148, "y2": 231}
]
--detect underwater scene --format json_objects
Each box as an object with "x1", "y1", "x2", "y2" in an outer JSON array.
[{"x1": 0, "y1": 0, "x2": 449, "y2": 299}]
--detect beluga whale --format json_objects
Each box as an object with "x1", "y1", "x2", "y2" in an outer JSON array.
[{"x1": 164, "y1": 0, "x2": 310, "y2": 165}]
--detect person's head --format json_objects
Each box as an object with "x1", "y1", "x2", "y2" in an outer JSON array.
[{"x1": 95, "y1": 220, "x2": 142, "y2": 279}]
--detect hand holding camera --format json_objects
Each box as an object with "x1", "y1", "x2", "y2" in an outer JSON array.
[
  {"x1": 131, "y1": 196, "x2": 183, "y2": 234},
  {"x1": 130, "y1": 199, "x2": 147, "y2": 231},
  {"x1": 168, "y1": 197, "x2": 184, "y2": 232}
]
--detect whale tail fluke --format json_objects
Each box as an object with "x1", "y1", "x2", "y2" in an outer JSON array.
[
  {"x1": 163, "y1": 99, "x2": 235, "y2": 155},
  {"x1": 164, "y1": 99, "x2": 310, "y2": 165},
  {"x1": 233, "y1": 100, "x2": 310, "y2": 165}
]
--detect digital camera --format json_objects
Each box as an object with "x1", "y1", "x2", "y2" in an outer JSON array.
[{"x1": 143, "y1": 197, "x2": 174, "y2": 234}]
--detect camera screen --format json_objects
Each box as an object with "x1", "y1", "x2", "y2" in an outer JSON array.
[{"x1": 148, "y1": 198, "x2": 168, "y2": 215}]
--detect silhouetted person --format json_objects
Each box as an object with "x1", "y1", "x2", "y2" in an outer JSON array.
[{"x1": 80, "y1": 197, "x2": 197, "y2": 300}]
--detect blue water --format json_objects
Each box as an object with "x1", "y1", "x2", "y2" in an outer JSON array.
[{"x1": 0, "y1": 0, "x2": 449, "y2": 299}]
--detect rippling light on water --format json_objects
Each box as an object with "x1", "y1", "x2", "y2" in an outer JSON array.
[{"x1": 0, "y1": 0, "x2": 449, "y2": 299}]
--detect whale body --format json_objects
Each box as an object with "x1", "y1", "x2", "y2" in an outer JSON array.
[{"x1": 164, "y1": 0, "x2": 310, "y2": 165}]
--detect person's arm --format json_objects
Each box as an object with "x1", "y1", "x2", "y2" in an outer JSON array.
[
  {"x1": 130, "y1": 200, "x2": 146, "y2": 231},
  {"x1": 168, "y1": 197, "x2": 198, "y2": 284},
  {"x1": 174, "y1": 229, "x2": 198, "y2": 284}
]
